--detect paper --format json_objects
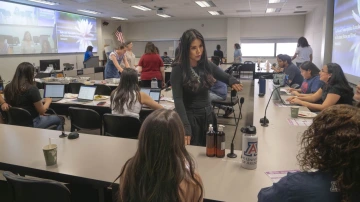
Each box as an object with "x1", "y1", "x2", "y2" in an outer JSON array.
[
  {"x1": 265, "y1": 170, "x2": 300, "y2": 183},
  {"x1": 287, "y1": 118, "x2": 313, "y2": 126},
  {"x1": 160, "y1": 97, "x2": 174, "y2": 102},
  {"x1": 274, "y1": 102, "x2": 292, "y2": 108}
]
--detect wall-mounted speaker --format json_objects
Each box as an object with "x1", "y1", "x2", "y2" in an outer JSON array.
[{"x1": 102, "y1": 21, "x2": 109, "y2": 26}]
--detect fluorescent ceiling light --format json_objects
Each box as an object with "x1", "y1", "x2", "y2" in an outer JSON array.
[
  {"x1": 266, "y1": 8, "x2": 281, "y2": 13},
  {"x1": 28, "y1": 0, "x2": 59, "y2": 5},
  {"x1": 208, "y1": 11, "x2": 224, "y2": 15},
  {"x1": 112, "y1": 17, "x2": 128, "y2": 20},
  {"x1": 157, "y1": 14, "x2": 172, "y2": 18},
  {"x1": 268, "y1": 0, "x2": 286, "y2": 3},
  {"x1": 77, "y1": 9, "x2": 101, "y2": 14},
  {"x1": 195, "y1": 1, "x2": 215, "y2": 8},
  {"x1": 131, "y1": 5, "x2": 152, "y2": 11}
]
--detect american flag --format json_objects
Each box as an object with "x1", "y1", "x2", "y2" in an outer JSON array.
[{"x1": 115, "y1": 26, "x2": 124, "y2": 43}]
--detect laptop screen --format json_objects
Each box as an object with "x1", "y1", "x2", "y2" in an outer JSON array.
[
  {"x1": 149, "y1": 91, "x2": 161, "y2": 103},
  {"x1": 78, "y1": 86, "x2": 96, "y2": 100},
  {"x1": 140, "y1": 88, "x2": 151, "y2": 95},
  {"x1": 44, "y1": 84, "x2": 65, "y2": 98}
]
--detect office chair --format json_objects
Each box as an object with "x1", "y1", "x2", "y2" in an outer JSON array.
[
  {"x1": 69, "y1": 107, "x2": 102, "y2": 135},
  {"x1": 103, "y1": 114, "x2": 141, "y2": 139}
]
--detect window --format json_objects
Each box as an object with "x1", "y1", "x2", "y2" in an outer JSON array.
[
  {"x1": 241, "y1": 43, "x2": 275, "y2": 57},
  {"x1": 276, "y1": 43, "x2": 297, "y2": 56}
]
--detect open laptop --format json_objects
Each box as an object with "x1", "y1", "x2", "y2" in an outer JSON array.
[
  {"x1": 140, "y1": 88, "x2": 151, "y2": 96},
  {"x1": 44, "y1": 84, "x2": 65, "y2": 102},
  {"x1": 74, "y1": 86, "x2": 97, "y2": 102},
  {"x1": 141, "y1": 88, "x2": 161, "y2": 108}
]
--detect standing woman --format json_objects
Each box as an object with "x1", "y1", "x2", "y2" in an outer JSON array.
[
  {"x1": 234, "y1": 43, "x2": 242, "y2": 63},
  {"x1": 121, "y1": 41, "x2": 136, "y2": 69},
  {"x1": 213, "y1": 44, "x2": 224, "y2": 62},
  {"x1": 83, "y1": 46, "x2": 93, "y2": 62},
  {"x1": 171, "y1": 29, "x2": 243, "y2": 146},
  {"x1": 104, "y1": 43, "x2": 129, "y2": 79},
  {"x1": 138, "y1": 42, "x2": 164, "y2": 88},
  {"x1": 292, "y1": 37, "x2": 313, "y2": 67}
]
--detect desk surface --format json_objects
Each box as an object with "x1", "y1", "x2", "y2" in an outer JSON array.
[{"x1": 0, "y1": 80, "x2": 311, "y2": 202}]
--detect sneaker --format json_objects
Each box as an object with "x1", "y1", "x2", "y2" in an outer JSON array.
[{"x1": 223, "y1": 107, "x2": 234, "y2": 118}]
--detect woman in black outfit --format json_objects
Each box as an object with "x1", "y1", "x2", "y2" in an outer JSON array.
[
  {"x1": 171, "y1": 29, "x2": 243, "y2": 146},
  {"x1": 213, "y1": 44, "x2": 223, "y2": 62}
]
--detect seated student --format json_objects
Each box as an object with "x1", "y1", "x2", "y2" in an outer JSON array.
[
  {"x1": 288, "y1": 61, "x2": 323, "y2": 96},
  {"x1": 209, "y1": 56, "x2": 233, "y2": 117},
  {"x1": 118, "y1": 109, "x2": 204, "y2": 202},
  {"x1": 287, "y1": 63, "x2": 354, "y2": 111},
  {"x1": 277, "y1": 54, "x2": 304, "y2": 86},
  {"x1": 4, "y1": 62, "x2": 62, "y2": 130},
  {"x1": 258, "y1": 104, "x2": 360, "y2": 202},
  {"x1": 0, "y1": 95, "x2": 9, "y2": 124},
  {"x1": 110, "y1": 68, "x2": 163, "y2": 119},
  {"x1": 161, "y1": 51, "x2": 173, "y2": 63}
]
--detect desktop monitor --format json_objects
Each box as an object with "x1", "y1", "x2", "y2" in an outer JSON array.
[{"x1": 40, "y1": 59, "x2": 60, "y2": 71}]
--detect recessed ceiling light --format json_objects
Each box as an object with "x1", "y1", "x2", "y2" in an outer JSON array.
[
  {"x1": 195, "y1": 1, "x2": 216, "y2": 8},
  {"x1": 112, "y1": 17, "x2": 128, "y2": 20},
  {"x1": 208, "y1": 11, "x2": 224, "y2": 15},
  {"x1": 77, "y1": 9, "x2": 101, "y2": 14},
  {"x1": 157, "y1": 14, "x2": 172, "y2": 18},
  {"x1": 266, "y1": 8, "x2": 281, "y2": 13},
  {"x1": 131, "y1": 5, "x2": 152, "y2": 11},
  {"x1": 28, "y1": 0, "x2": 59, "y2": 5},
  {"x1": 268, "y1": 0, "x2": 286, "y2": 3}
]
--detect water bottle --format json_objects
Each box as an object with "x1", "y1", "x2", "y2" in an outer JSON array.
[
  {"x1": 241, "y1": 125, "x2": 257, "y2": 170},
  {"x1": 272, "y1": 80, "x2": 281, "y2": 100},
  {"x1": 258, "y1": 77, "x2": 266, "y2": 97},
  {"x1": 151, "y1": 78, "x2": 158, "y2": 88}
]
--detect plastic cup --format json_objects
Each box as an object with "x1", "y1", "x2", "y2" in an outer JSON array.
[
  {"x1": 290, "y1": 106, "x2": 300, "y2": 118},
  {"x1": 43, "y1": 144, "x2": 57, "y2": 166}
]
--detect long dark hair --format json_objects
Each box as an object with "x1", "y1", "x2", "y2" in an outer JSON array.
[
  {"x1": 4, "y1": 62, "x2": 35, "y2": 106},
  {"x1": 110, "y1": 68, "x2": 140, "y2": 113},
  {"x1": 300, "y1": 61, "x2": 320, "y2": 77},
  {"x1": 119, "y1": 109, "x2": 203, "y2": 202},
  {"x1": 297, "y1": 37, "x2": 310, "y2": 47},
  {"x1": 22, "y1": 31, "x2": 32, "y2": 41},
  {"x1": 86, "y1": 46, "x2": 93, "y2": 52},
  {"x1": 144, "y1": 42, "x2": 156, "y2": 54},
  {"x1": 297, "y1": 105, "x2": 360, "y2": 202},
  {"x1": 325, "y1": 63, "x2": 353, "y2": 94},
  {"x1": 172, "y1": 29, "x2": 214, "y2": 92}
]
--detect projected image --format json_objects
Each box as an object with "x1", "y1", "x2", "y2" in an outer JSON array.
[
  {"x1": 56, "y1": 12, "x2": 97, "y2": 53},
  {"x1": 333, "y1": 0, "x2": 360, "y2": 77}
]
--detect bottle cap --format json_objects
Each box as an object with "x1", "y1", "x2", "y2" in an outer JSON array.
[
  {"x1": 241, "y1": 125, "x2": 256, "y2": 134},
  {"x1": 218, "y1": 125, "x2": 225, "y2": 131},
  {"x1": 208, "y1": 124, "x2": 213, "y2": 131}
]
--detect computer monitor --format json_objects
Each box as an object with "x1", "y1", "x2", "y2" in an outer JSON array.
[{"x1": 40, "y1": 59, "x2": 60, "y2": 71}]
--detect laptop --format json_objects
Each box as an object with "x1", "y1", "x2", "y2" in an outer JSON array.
[
  {"x1": 149, "y1": 91, "x2": 161, "y2": 103},
  {"x1": 140, "y1": 88, "x2": 151, "y2": 96},
  {"x1": 44, "y1": 84, "x2": 65, "y2": 102},
  {"x1": 74, "y1": 86, "x2": 97, "y2": 102}
]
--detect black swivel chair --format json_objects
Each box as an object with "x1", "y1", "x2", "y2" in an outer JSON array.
[
  {"x1": 68, "y1": 107, "x2": 102, "y2": 135},
  {"x1": 3, "y1": 171, "x2": 71, "y2": 202},
  {"x1": 94, "y1": 84, "x2": 112, "y2": 96},
  {"x1": 211, "y1": 90, "x2": 242, "y2": 126},
  {"x1": 67, "y1": 83, "x2": 83, "y2": 94},
  {"x1": 103, "y1": 114, "x2": 141, "y2": 139}
]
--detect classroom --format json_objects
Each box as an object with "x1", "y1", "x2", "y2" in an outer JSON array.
[{"x1": 0, "y1": 0, "x2": 360, "y2": 201}]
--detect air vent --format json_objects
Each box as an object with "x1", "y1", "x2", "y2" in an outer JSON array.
[
  {"x1": 70, "y1": 0, "x2": 95, "y2": 3},
  {"x1": 236, "y1": 9, "x2": 251, "y2": 13},
  {"x1": 294, "y1": 11, "x2": 307, "y2": 13},
  {"x1": 133, "y1": 15, "x2": 146, "y2": 18}
]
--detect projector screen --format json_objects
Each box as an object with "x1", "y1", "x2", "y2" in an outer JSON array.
[
  {"x1": 0, "y1": 1, "x2": 97, "y2": 55},
  {"x1": 332, "y1": 0, "x2": 360, "y2": 84}
]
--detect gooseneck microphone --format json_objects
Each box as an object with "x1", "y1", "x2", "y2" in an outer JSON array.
[
  {"x1": 227, "y1": 97, "x2": 245, "y2": 158},
  {"x1": 260, "y1": 82, "x2": 281, "y2": 127}
]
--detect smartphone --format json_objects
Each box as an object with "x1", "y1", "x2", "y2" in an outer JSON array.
[{"x1": 97, "y1": 102, "x2": 106, "y2": 106}]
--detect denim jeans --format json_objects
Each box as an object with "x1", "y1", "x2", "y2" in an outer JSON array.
[
  {"x1": 209, "y1": 91, "x2": 227, "y2": 110},
  {"x1": 33, "y1": 115, "x2": 63, "y2": 130}
]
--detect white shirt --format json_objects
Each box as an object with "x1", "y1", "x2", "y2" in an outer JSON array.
[
  {"x1": 111, "y1": 92, "x2": 141, "y2": 119},
  {"x1": 295, "y1": 46, "x2": 313, "y2": 63},
  {"x1": 120, "y1": 51, "x2": 136, "y2": 69}
]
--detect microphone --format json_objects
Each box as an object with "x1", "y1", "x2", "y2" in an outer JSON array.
[
  {"x1": 260, "y1": 81, "x2": 281, "y2": 127},
  {"x1": 227, "y1": 97, "x2": 245, "y2": 158}
]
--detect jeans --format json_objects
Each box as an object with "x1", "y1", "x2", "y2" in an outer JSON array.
[
  {"x1": 209, "y1": 91, "x2": 227, "y2": 110},
  {"x1": 33, "y1": 115, "x2": 63, "y2": 130}
]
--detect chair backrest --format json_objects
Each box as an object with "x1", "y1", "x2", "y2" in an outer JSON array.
[
  {"x1": 7, "y1": 107, "x2": 33, "y2": 127},
  {"x1": 240, "y1": 63, "x2": 255, "y2": 72},
  {"x1": 68, "y1": 107, "x2": 102, "y2": 132},
  {"x1": 36, "y1": 81, "x2": 44, "y2": 89},
  {"x1": 94, "y1": 84, "x2": 112, "y2": 96},
  {"x1": 3, "y1": 171, "x2": 71, "y2": 202},
  {"x1": 103, "y1": 114, "x2": 141, "y2": 139},
  {"x1": 67, "y1": 83, "x2": 83, "y2": 94}
]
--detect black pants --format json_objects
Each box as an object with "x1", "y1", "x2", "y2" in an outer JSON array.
[
  {"x1": 186, "y1": 106, "x2": 217, "y2": 146},
  {"x1": 140, "y1": 80, "x2": 163, "y2": 88}
]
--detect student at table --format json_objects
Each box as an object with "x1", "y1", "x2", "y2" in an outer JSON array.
[
  {"x1": 292, "y1": 37, "x2": 313, "y2": 67},
  {"x1": 258, "y1": 104, "x2": 360, "y2": 202},
  {"x1": 4, "y1": 62, "x2": 62, "y2": 130},
  {"x1": 171, "y1": 29, "x2": 243, "y2": 146},
  {"x1": 118, "y1": 109, "x2": 203, "y2": 202},
  {"x1": 120, "y1": 41, "x2": 136, "y2": 69},
  {"x1": 138, "y1": 42, "x2": 165, "y2": 88},
  {"x1": 161, "y1": 51, "x2": 173, "y2": 63},
  {"x1": 110, "y1": 68, "x2": 163, "y2": 119},
  {"x1": 277, "y1": 54, "x2": 304, "y2": 87},
  {"x1": 287, "y1": 63, "x2": 354, "y2": 111},
  {"x1": 288, "y1": 61, "x2": 323, "y2": 96},
  {"x1": 83, "y1": 46, "x2": 93, "y2": 62},
  {"x1": 105, "y1": 43, "x2": 129, "y2": 79},
  {"x1": 0, "y1": 95, "x2": 9, "y2": 124}
]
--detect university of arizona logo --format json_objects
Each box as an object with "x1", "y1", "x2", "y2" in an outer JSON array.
[{"x1": 244, "y1": 142, "x2": 257, "y2": 157}]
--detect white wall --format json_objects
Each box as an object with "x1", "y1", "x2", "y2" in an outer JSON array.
[{"x1": 304, "y1": 3, "x2": 326, "y2": 68}]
